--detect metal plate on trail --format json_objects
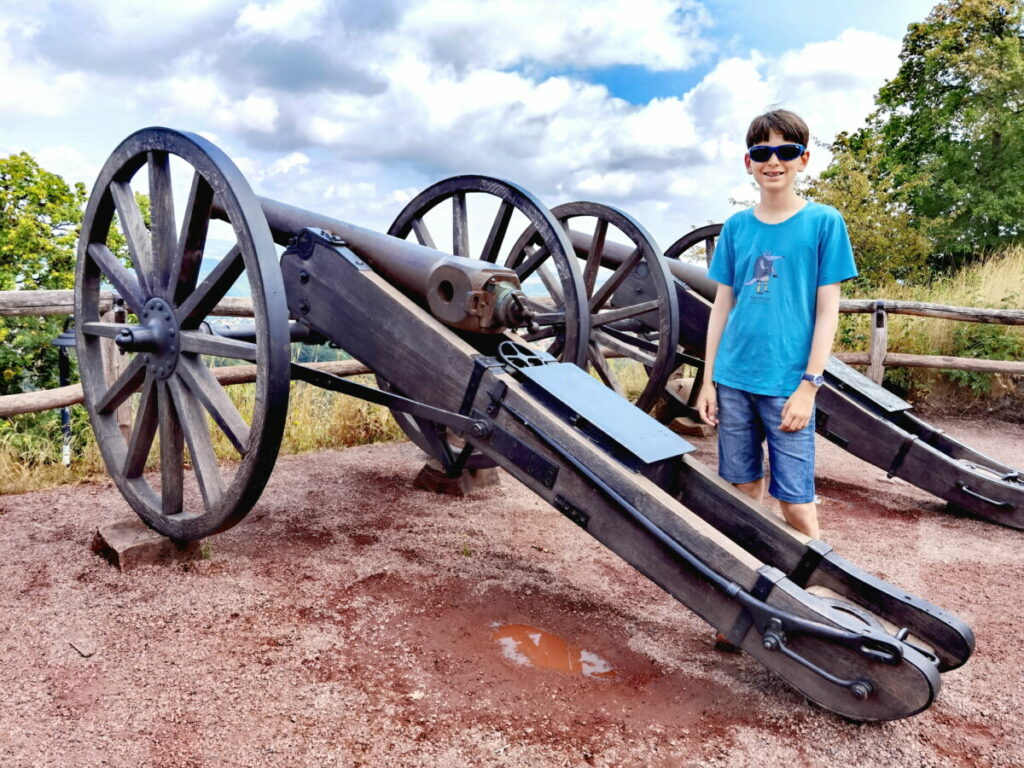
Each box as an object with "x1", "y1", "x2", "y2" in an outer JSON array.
[
  {"x1": 516, "y1": 362, "x2": 694, "y2": 468},
  {"x1": 826, "y1": 357, "x2": 912, "y2": 414}
]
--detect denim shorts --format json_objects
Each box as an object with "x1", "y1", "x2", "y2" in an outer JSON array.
[{"x1": 716, "y1": 383, "x2": 816, "y2": 504}]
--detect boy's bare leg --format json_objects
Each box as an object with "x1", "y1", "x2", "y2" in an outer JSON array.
[
  {"x1": 734, "y1": 478, "x2": 766, "y2": 504},
  {"x1": 779, "y1": 500, "x2": 819, "y2": 539}
]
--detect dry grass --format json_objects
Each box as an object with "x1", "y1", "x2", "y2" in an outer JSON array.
[
  {"x1": 0, "y1": 378, "x2": 405, "y2": 495},
  {"x1": 836, "y1": 246, "x2": 1024, "y2": 400}
]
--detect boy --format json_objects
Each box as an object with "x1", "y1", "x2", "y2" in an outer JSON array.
[{"x1": 696, "y1": 109, "x2": 857, "y2": 540}]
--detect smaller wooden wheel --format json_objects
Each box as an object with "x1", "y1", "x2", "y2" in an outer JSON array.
[
  {"x1": 665, "y1": 223, "x2": 721, "y2": 267},
  {"x1": 660, "y1": 223, "x2": 723, "y2": 419},
  {"x1": 383, "y1": 175, "x2": 588, "y2": 469},
  {"x1": 509, "y1": 202, "x2": 680, "y2": 412},
  {"x1": 75, "y1": 128, "x2": 291, "y2": 540}
]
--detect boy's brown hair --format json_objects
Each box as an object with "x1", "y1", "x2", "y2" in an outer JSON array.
[{"x1": 746, "y1": 109, "x2": 809, "y2": 147}]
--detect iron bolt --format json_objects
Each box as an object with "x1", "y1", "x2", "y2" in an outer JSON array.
[
  {"x1": 299, "y1": 270, "x2": 310, "y2": 284},
  {"x1": 299, "y1": 300, "x2": 310, "y2": 315},
  {"x1": 470, "y1": 421, "x2": 491, "y2": 439},
  {"x1": 850, "y1": 681, "x2": 873, "y2": 700},
  {"x1": 762, "y1": 634, "x2": 780, "y2": 652}
]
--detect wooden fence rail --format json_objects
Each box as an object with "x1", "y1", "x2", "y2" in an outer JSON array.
[{"x1": 0, "y1": 289, "x2": 1021, "y2": 418}]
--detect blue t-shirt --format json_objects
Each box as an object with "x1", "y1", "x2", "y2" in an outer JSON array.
[{"x1": 707, "y1": 201, "x2": 857, "y2": 397}]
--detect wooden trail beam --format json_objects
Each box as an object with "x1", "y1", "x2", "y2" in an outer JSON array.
[{"x1": 0, "y1": 359, "x2": 371, "y2": 417}]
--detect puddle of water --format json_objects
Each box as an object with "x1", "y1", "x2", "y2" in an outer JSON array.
[{"x1": 490, "y1": 623, "x2": 618, "y2": 681}]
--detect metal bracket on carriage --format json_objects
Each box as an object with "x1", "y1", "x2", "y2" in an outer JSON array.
[{"x1": 725, "y1": 577, "x2": 903, "y2": 700}]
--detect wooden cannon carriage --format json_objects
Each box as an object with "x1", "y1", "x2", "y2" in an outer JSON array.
[
  {"x1": 75, "y1": 128, "x2": 974, "y2": 722},
  {"x1": 551, "y1": 225, "x2": 1024, "y2": 530}
]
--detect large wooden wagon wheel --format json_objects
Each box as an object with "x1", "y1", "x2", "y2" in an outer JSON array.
[
  {"x1": 508, "y1": 201, "x2": 680, "y2": 412},
  {"x1": 75, "y1": 128, "x2": 291, "y2": 541},
  {"x1": 384, "y1": 176, "x2": 589, "y2": 468}
]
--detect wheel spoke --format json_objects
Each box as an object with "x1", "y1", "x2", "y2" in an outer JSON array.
[
  {"x1": 513, "y1": 243, "x2": 550, "y2": 282},
  {"x1": 158, "y1": 380, "x2": 184, "y2": 516},
  {"x1": 479, "y1": 200, "x2": 513, "y2": 263},
  {"x1": 176, "y1": 356, "x2": 251, "y2": 455},
  {"x1": 591, "y1": 300, "x2": 660, "y2": 328},
  {"x1": 452, "y1": 191, "x2": 469, "y2": 259},
  {"x1": 537, "y1": 263, "x2": 564, "y2": 303},
  {"x1": 588, "y1": 342, "x2": 626, "y2": 397},
  {"x1": 95, "y1": 355, "x2": 147, "y2": 414},
  {"x1": 81, "y1": 321, "x2": 132, "y2": 339},
  {"x1": 175, "y1": 245, "x2": 244, "y2": 327},
  {"x1": 123, "y1": 376, "x2": 158, "y2": 479},
  {"x1": 110, "y1": 180, "x2": 153, "y2": 298},
  {"x1": 167, "y1": 376, "x2": 223, "y2": 511},
  {"x1": 590, "y1": 247, "x2": 642, "y2": 312},
  {"x1": 87, "y1": 243, "x2": 146, "y2": 313},
  {"x1": 581, "y1": 218, "x2": 609, "y2": 296},
  {"x1": 593, "y1": 328, "x2": 656, "y2": 367},
  {"x1": 179, "y1": 331, "x2": 258, "y2": 361},
  {"x1": 148, "y1": 151, "x2": 176, "y2": 297},
  {"x1": 170, "y1": 171, "x2": 214, "y2": 306},
  {"x1": 411, "y1": 217, "x2": 436, "y2": 249}
]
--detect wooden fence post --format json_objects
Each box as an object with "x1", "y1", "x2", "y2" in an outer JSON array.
[{"x1": 867, "y1": 300, "x2": 888, "y2": 385}]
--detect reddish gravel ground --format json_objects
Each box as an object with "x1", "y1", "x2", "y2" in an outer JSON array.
[{"x1": 0, "y1": 413, "x2": 1022, "y2": 768}]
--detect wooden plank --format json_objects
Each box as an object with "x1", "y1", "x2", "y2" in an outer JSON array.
[
  {"x1": 0, "y1": 289, "x2": 253, "y2": 318},
  {"x1": 0, "y1": 359, "x2": 370, "y2": 418},
  {"x1": 835, "y1": 352, "x2": 1024, "y2": 375},
  {"x1": 840, "y1": 299, "x2": 1024, "y2": 325},
  {"x1": 0, "y1": 290, "x2": 114, "y2": 317}
]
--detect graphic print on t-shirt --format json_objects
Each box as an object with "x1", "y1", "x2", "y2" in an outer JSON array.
[{"x1": 743, "y1": 250, "x2": 783, "y2": 295}]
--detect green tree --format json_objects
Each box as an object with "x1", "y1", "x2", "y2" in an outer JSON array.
[
  {"x1": 0, "y1": 153, "x2": 87, "y2": 395},
  {"x1": 805, "y1": 132, "x2": 932, "y2": 287},
  {"x1": 812, "y1": 0, "x2": 1024, "y2": 275}
]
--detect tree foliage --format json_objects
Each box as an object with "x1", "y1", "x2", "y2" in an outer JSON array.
[
  {"x1": 0, "y1": 153, "x2": 86, "y2": 395},
  {"x1": 805, "y1": 133, "x2": 932, "y2": 287},
  {"x1": 810, "y1": 0, "x2": 1024, "y2": 278}
]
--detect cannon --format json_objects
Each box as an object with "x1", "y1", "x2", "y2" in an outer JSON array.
[
  {"x1": 556, "y1": 224, "x2": 1024, "y2": 530},
  {"x1": 75, "y1": 128, "x2": 974, "y2": 721}
]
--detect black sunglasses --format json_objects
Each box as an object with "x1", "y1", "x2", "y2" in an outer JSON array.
[{"x1": 747, "y1": 143, "x2": 806, "y2": 162}]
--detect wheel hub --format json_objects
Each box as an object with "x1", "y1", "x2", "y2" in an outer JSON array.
[{"x1": 114, "y1": 297, "x2": 180, "y2": 380}]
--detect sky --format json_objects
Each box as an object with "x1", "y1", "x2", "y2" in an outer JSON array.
[{"x1": 0, "y1": 0, "x2": 939, "y2": 251}]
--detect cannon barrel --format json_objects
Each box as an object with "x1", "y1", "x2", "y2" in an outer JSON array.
[
  {"x1": 213, "y1": 196, "x2": 529, "y2": 333},
  {"x1": 568, "y1": 228, "x2": 718, "y2": 300}
]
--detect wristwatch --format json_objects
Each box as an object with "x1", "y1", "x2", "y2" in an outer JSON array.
[{"x1": 801, "y1": 373, "x2": 825, "y2": 388}]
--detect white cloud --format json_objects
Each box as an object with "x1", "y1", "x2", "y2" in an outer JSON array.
[
  {"x1": 0, "y1": 0, "x2": 907, "y2": 249},
  {"x1": 236, "y1": 0, "x2": 327, "y2": 40},
  {"x1": 399, "y1": 0, "x2": 713, "y2": 71}
]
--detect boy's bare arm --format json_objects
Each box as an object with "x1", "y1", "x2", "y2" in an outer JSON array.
[
  {"x1": 780, "y1": 282, "x2": 842, "y2": 432},
  {"x1": 696, "y1": 283, "x2": 733, "y2": 426}
]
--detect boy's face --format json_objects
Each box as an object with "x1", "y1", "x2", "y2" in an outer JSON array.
[{"x1": 744, "y1": 128, "x2": 809, "y2": 194}]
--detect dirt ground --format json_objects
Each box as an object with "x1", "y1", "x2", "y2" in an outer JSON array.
[{"x1": 1, "y1": 412, "x2": 1022, "y2": 768}]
